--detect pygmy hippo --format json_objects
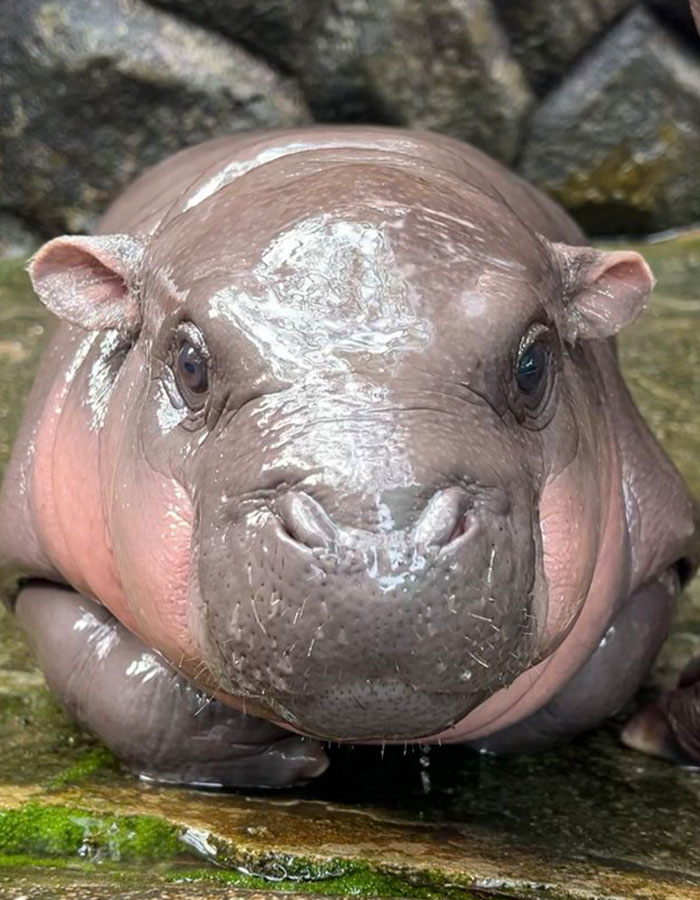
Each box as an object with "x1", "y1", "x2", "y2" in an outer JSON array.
[{"x1": 1, "y1": 127, "x2": 698, "y2": 787}]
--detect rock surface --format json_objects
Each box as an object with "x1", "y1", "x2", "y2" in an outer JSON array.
[
  {"x1": 496, "y1": 0, "x2": 635, "y2": 94},
  {"x1": 519, "y1": 6, "x2": 700, "y2": 234},
  {"x1": 3, "y1": 0, "x2": 700, "y2": 236},
  {"x1": 146, "y1": 0, "x2": 327, "y2": 72},
  {"x1": 0, "y1": 0, "x2": 309, "y2": 234},
  {"x1": 300, "y1": 0, "x2": 533, "y2": 162},
  {"x1": 1, "y1": 231, "x2": 700, "y2": 898}
]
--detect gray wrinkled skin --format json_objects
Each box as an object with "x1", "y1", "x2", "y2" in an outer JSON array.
[{"x1": 0, "y1": 126, "x2": 698, "y2": 785}]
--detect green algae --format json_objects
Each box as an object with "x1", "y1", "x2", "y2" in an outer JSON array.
[
  {"x1": 0, "y1": 803, "x2": 182, "y2": 862},
  {"x1": 0, "y1": 832, "x2": 489, "y2": 900},
  {"x1": 172, "y1": 839, "x2": 483, "y2": 899},
  {"x1": 0, "y1": 861, "x2": 499, "y2": 900},
  {"x1": 541, "y1": 122, "x2": 687, "y2": 234},
  {"x1": 0, "y1": 812, "x2": 484, "y2": 899},
  {"x1": 0, "y1": 636, "x2": 104, "y2": 787},
  {"x1": 165, "y1": 862, "x2": 484, "y2": 899},
  {"x1": 46, "y1": 748, "x2": 120, "y2": 791}
]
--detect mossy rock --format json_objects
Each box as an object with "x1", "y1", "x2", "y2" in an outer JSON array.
[{"x1": 520, "y1": 8, "x2": 700, "y2": 233}]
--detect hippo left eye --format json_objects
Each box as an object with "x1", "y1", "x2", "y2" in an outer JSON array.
[
  {"x1": 175, "y1": 340, "x2": 209, "y2": 402},
  {"x1": 516, "y1": 340, "x2": 548, "y2": 396}
]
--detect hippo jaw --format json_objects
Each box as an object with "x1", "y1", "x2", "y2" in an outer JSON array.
[{"x1": 195, "y1": 474, "x2": 544, "y2": 742}]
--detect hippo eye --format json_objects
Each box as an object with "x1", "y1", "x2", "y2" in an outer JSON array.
[
  {"x1": 516, "y1": 340, "x2": 548, "y2": 396},
  {"x1": 176, "y1": 340, "x2": 209, "y2": 400}
]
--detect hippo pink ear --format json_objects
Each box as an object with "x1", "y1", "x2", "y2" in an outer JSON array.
[
  {"x1": 551, "y1": 243, "x2": 654, "y2": 341},
  {"x1": 28, "y1": 234, "x2": 146, "y2": 334}
]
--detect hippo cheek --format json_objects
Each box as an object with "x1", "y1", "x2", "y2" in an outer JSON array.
[
  {"x1": 535, "y1": 410, "x2": 621, "y2": 662},
  {"x1": 107, "y1": 463, "x2": 200, "y2": 671},
  {"x1": 537, "y1": 467, "x2": 601, "y2": 659},
  {"x1": 195, "y1": 497, "x2": 542, "y2": 743},
  {"x1": 31, "y1": 333, "x2": 124, "y2": 608}
]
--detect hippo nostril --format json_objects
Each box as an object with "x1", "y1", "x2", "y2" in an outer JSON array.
[
  {"x1": 277, "y1": 491, "x2": 339, "y2": 549},
  {"x1": 413, "y1": 487, "x2": 470, "y2": 548},
  {"x1": 446, "y1": 514, "x2": 471, "y2": 544}
]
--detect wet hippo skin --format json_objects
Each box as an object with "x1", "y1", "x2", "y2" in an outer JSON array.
[{"x1": 0, "y1": 127, "x2": 698, "y2": 787}]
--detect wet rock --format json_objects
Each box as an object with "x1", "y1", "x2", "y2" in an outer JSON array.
[
  {"x1": 0, "y1": 215, "x2": 41, "y2": 261},
  {"x1": 496, "y1": 0, "x2": 634, "y2": 94},
  {"x1": 300, "y1": 0, "x2": 534, "y2": 162},
  {"x1": 519, "y1": 7, "x2": 700, "y2": 234},
  {"x1": 145, "y1": 0, "x2": 327, "y2": 72},
  {"x1": 0, "y1": 869, "x2": 328, "y2": 900},
  {"x1": 0, "y1": 0, "x2": 309, "y2": 235}
]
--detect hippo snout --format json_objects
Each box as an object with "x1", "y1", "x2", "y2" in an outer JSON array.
[{"x1": 198, "y1": 477, "x2": 541, "y2": 742}]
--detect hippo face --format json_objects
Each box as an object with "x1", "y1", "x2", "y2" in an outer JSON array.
[{"x1": 29, "y1": 144, "x2": 653, "y2": 742}]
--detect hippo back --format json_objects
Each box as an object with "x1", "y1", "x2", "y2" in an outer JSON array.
[{"x1": 98, "y1": 127, "x2": 586, "y2": 246}]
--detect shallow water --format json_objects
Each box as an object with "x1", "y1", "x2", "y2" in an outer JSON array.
[{"x1": 0, "y1": 233, "x2": 699, "y2": 900}]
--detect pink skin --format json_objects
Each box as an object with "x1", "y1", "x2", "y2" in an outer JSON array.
[
  {"x1": 31, "y1": 341, "x2": 199, "y2": 670},
  {"x1": 31, "y1": 333, "x2": 132, "y2": 621},
  {"x1": 100, "y1": 350, "x2": 197, "y2": 667}
]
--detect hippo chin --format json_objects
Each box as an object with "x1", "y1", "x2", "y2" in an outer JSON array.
[{"x1": 1, "y1": 126, "x2": 698, "y2": 786}]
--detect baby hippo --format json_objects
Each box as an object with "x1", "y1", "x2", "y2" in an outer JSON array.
[{"x1": 1, "y1": 127, "x2": 698, "y2": 787}]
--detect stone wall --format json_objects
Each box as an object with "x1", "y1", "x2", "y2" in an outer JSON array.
[{"x1": 1, "y1": 0, "x2": 699, "y2": 249}]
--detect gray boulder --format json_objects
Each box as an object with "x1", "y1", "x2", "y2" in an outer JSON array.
[
  {"x1": 519, "y1": 6, "x2": 700, "y2": 234},
  {"x1": 144, "y1": 0, "x2": 327, "y2": 72},
  {"x1": 0, "y1": 0, "x2": 309, "y2": 234},
  {"x1": 300, "y1": 0, "x2": 533, "y2": 163},
  {"x1": 496, "y1": 0, "x2": 635, "y2": 94}
]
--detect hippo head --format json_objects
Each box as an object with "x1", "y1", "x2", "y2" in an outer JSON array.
[{"x1": 29, "y1": 145, "x2": 653, "y2": 742}]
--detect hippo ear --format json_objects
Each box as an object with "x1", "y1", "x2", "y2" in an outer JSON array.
[
  {"x1": 28, "y1": 234, "x2": 146, "y2": 335},
  {"x1": 551, "y1": 243, "x2": 655, "y2": 341}
]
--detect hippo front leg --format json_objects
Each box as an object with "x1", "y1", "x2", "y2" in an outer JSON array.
[
  {"x1": 622, "y1": 656, "x2": 700, "y2": 767},
  {"x1": 14, "y1": 584, "x2": 328, "y2": 788},
  {"x1": 467, "y1": 572, "x2": 678, "y2": 754}
]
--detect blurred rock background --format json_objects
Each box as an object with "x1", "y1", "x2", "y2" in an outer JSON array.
[{"x1": 1, "y1": 0, "x2": 699, "y2": 252}]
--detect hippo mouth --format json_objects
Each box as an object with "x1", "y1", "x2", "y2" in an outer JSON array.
[
  {"x1": 261, "y1": 681, "x2": 490, "y2": 742},
  {"x1": 197, "y1": 488, "x2": 543, "y2": 742}
]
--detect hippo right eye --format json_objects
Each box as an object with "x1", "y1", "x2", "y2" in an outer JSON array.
[
  {"x1": 510, "y1": 325, "x2": 557, "y2": 425},
  {"x1": 175, "y1": 340, "x2": 209, "y2": 402}
]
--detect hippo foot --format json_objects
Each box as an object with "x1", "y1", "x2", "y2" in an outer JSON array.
[
  {"x1": 622, "y1": 655, "x2": 700, "y2": 768},
  {"x1": 14, "y1": 583, "x2": 329, "y2": 789}
]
